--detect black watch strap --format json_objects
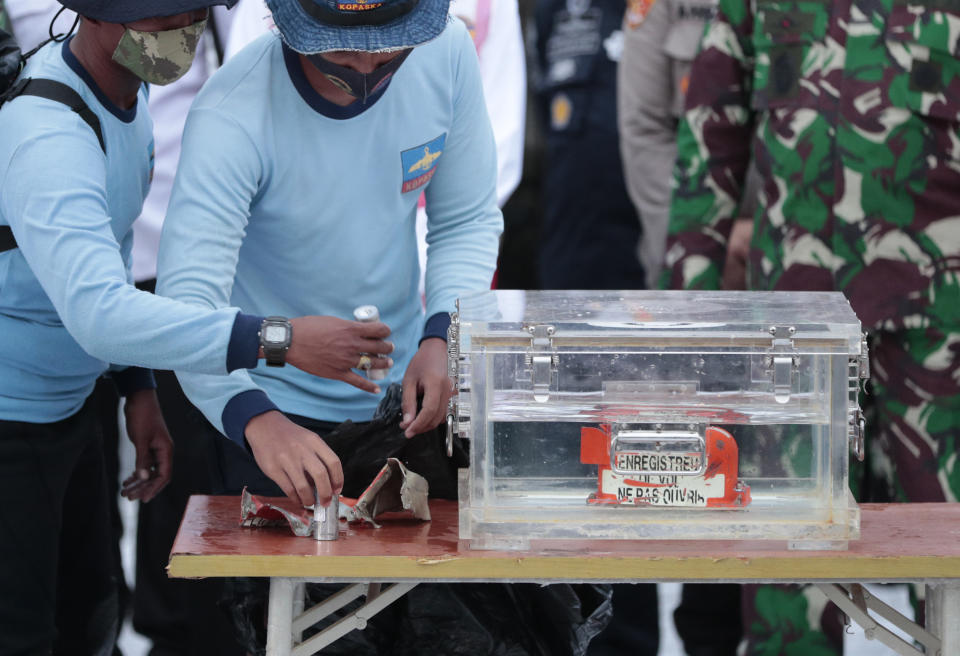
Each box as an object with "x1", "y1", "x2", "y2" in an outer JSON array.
[{"x1": 260, "y1": 316, "x2": 292, "y2": 367}]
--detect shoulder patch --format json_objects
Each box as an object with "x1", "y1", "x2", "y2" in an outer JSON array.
[
  {"x1": 625, "y1": 0, "x2": 656, "y2": 29},
  {"x1": 401, "y1": 133, "x2": 447, "y2": 193},
  {"x1": 551, "y1": 92, "x2": 574, "y2": 130}
]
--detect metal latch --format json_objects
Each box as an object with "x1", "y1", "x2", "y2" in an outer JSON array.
[
  {"x1": 849, "y1": 408, "x2": 865, "y2": 462},
  {"x1": 444, "y1": 311, "x2": 460, "y2": 457},
  {"x1": 857, "y1": 333, "x2": 870, "y2": 381},
  {"x1": 848, "y1": 332, "x2": 869, "y2": 462},
  {"x1": 766, "y1": 325, "x2": 799, "y2": 404},
  {"x1": 524, "y1": 324, "x2": 557, "y2": 402}
]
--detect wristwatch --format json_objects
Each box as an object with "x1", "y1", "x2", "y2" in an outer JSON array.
[{"x1": 260, "y1": 316, "x2": 292, "y2": 367}]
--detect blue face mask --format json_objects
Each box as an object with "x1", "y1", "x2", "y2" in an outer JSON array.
[{"x1": 306, "y1": 49, "x2": 411, "y2": 103}]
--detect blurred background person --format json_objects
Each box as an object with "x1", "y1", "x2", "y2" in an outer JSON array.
[
  {"x1": 531, "y1": 0, "x2": 644, "y2": 292},
  {"x1": 616, "y1": 1, "x2": 757, "y2": 653},
  {"x1": 530, "y1": 0, "x2": 655, "y2": 653},
  {"x1": 617, "y1": 0, "x2": 756, "y2": 292},
  {"x1": 662, "y1": 0, "x2": 960, "y2": 652}
]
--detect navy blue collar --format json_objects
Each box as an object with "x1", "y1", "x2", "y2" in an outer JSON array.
[
  {"x1": 61, "y1": 36, "x2": 138, "y2": 123},
  {"x1": 282, "y1": 44, "x2": 390, "y2": 120}
]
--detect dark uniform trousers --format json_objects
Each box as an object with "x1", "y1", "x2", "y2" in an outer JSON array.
[{"x1": 0, "y1": 397, "x2": 117, "y2": 656}]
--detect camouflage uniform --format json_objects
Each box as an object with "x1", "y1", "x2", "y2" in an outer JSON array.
[
  {"x1": 0, "y1": 2, "x2": 10, "y2": 33},
  {"x1": 617, "y1": 0, "x2": 760, "y2": 289},
  {"x1": 662, "y1": 0, "x2": 960, "y2": 652}
]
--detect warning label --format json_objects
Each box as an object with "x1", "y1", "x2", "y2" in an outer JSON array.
[
  {"x1": 600, "y1": 469, "x2": 724, "y2": 507},
  {"x1": 614, "y1": 453, "x2": 702, "y2": 473}
]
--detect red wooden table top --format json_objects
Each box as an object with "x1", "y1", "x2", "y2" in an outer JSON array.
[{"x1": 169, "y1": 496, "x2": 960, "y2": 583}]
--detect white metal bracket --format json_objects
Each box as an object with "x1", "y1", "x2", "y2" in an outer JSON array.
[
  {"x1": 267, "y1": 579, "x2": 418, "y2": 656},
  {"x1": 847, "y1": 333, "x2": 869, "y2": 461},
  {"x1": 815, "y1": 583, "x2": 941, "y2": 656},
  {"x1": 445, "y1": 309, "x2": 461, "y2": 456},
  {"x1": 524, "y1": 324, "x2": 557, "y2": 402},
  {"x1": 766, "y1": 325, "x2": 798, "y2": 404}
]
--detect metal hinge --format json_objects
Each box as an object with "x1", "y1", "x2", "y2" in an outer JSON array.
[
  {"x1": 524, "y1": 324, "x2": 558, "y2": 403},
  {"x1": 857, "y1": 332, "x2": 870, "y2": 380},
  {"x1": 848, "y1": 332, "x2": 869, "y2": 462},
  {"x1": 849, "y1": 408, "x2": 865, "y2": 462},
  {"x1": 444, "y1": 310, "x2": 460, "y2": 457},
  {"x1": 766, "y1": 325, "x2": 799, "y2": 404}
]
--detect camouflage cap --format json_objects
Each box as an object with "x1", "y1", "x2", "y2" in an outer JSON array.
[{"x1": 58, "y1": 0, "x2": 238, "y2": 24}]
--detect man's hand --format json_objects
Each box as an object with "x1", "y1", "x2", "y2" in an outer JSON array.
[
  {"x1": 245, "y1": 410, "x2": 344, "y2": 507},
  {"x1": 285, "y1": 316, "x2": 393, "y2": 394},
  {"x1": 399, "y1": 337, "x2": 453, "y2": 438},
  {"x1": 722, "y1": 218, "x2": 753, "y2": 291},
  {"x1": 121, "y1": 389, "x2": 173, "y2": 503}
]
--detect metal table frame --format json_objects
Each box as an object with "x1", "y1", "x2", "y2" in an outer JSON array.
[{"x1": 170, "y1": 497, "x2": 960, "y2": 656}]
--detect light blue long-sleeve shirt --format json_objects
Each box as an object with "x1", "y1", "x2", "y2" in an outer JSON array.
[
  {"x1": 157, "y1": 19, "x2": 503, "y2": 444},
  {"x1": 0, "y1": 39, "x2": 262, "y2": 423}
]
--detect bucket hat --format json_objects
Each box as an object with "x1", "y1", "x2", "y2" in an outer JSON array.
[
  {"x1": 265, "y1": 0, "x2": 451, "y2": 53},
  {"x1": 57, "y1": 0, "x2": 239, "y2": 24}
]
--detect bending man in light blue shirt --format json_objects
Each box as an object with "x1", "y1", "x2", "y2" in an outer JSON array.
[
  {"x1": 0, "y1": 2, "x2": 395, "y2": 651},
  {"x1": 157, "y1": 0, "x2": 502, "y2": 503}
]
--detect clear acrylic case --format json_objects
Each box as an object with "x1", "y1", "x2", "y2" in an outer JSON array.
[{"x1": 449, "y1": 291, "x2": 868, "y2": 550}]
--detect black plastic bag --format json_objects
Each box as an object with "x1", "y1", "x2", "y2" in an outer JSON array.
[
  {"x1": 223, "y1": 386, "x2": 613, "y2": 655},
  {"x1": 0, "y1": 29, "x2": 21, "y2": 95},
  {"x1": 323, "y1": 383, "x2": 468, "y2": 500},
  {"x1": 224, "y1": 580, "x2": 612, "y2": 656}
]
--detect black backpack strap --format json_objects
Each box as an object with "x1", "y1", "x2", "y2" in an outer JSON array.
[
  {"x1": 17, "y1": 78, "x2": 105, "y2": 152},
  {"x1": 0, "y1": 77, "x2": 105, "y2": 254},
  {"x1": 0, "y1": 225, "x2": 14, "y2": 252}
]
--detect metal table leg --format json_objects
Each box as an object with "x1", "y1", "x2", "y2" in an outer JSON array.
[
  {"x1": 266, "y1": 577, "x2": 296, "y2": 656},
  {"x1": 926, "y1": 583, "x2": 960, "y2": 656}
]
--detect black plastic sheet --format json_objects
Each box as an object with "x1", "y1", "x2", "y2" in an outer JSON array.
[
  {"x1": 0, "y1": 29, "x2": 21, "y2": 95},
  {"x1": 223, "y1": 385, "x2": 613, "y2": 655}
]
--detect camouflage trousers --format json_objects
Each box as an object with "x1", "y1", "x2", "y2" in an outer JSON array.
[{"x1": 740, "y1": 325, "x2": 960, "y2": 656}]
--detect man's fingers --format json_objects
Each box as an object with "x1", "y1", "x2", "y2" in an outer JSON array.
[
  {"x1": 138, "y1": 478, "x2": 167, "y2": 504},
  {"x1": 406, "y1": 377, "x2": 454, "y2": 437},
  {"x1": 341, "y1": 371, "x2": 381, "y2": 394},
  {"x1": 359, "y1": 338, "x2": 395, "y2": 356},
  {"x1": 287, "y1": 465, "x2": 318, "y2": 508},
  {"x1": 366, "y1": 355, "x2": 393, "y2": 370},
  {"x1": 134, "y1": 444, "x2": 151, "y2": 480},
  {"x1": 121, "y1": 478, "x2": 149, "y2": 499},
  {"x1": 404, "y1": 381, "x2": 438, "y2": 437},
  {"x1": 356, "y1": 321, "x2": 391, "y2": 339},
  {"x1": 304, "y1": 454, "x2": 334, "y2": 506},
  {"x1": 313, "y1": 438, "x2": 344, "y2": 494},
  {"x1": 273, "y1": 470, "x2": 301, "y2": 507},
  {"x1": 400, "y1": 376, "x2": 418, "y2": 429},
  {"x1": 154, "y1": 440, "x2": 174, "y2": 481}
]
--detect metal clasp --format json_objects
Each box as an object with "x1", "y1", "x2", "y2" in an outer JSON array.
[
  {"x1": 766, "y1": 325, "x2": 799, "y2": 404},
  {"x1": 849, "y1": 408, "x2": 865, "y2": 462},
  {"x1": 524, "y1": 324, "x2": 557, "y2": 403},
  {"x1": 445, "y1": 311, "x2": 460, "y2": 458},
  {"x1": 848, "y1": 332, "x2": 869, "y2": 462}
]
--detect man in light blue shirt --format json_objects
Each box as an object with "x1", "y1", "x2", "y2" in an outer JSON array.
[
  {"x1": 0, "y1": 0, "x2": 395, "y2": 651},
  {"x1": 158, "y1": 0, "x2": 502, "y2": 503}
]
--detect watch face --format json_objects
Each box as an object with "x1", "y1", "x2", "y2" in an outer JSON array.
[{"x1": 264, "y1": 325, "x2": 287, "y2": 343}]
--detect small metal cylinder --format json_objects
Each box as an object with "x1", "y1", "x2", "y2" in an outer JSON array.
[
  {"x1": 313, "y1": 493, "x2": 339, "y2": 541},
  {"x1": 353, "y1": 305, "x2": 379, "y2": 323},
  {"x1": 353, "y1": 305, "x2": 387, "y2": 380}
]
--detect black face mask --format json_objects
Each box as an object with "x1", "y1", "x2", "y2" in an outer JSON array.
[{"x1": 306, "y1": 49, "x2": 412, "y2": 103}]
